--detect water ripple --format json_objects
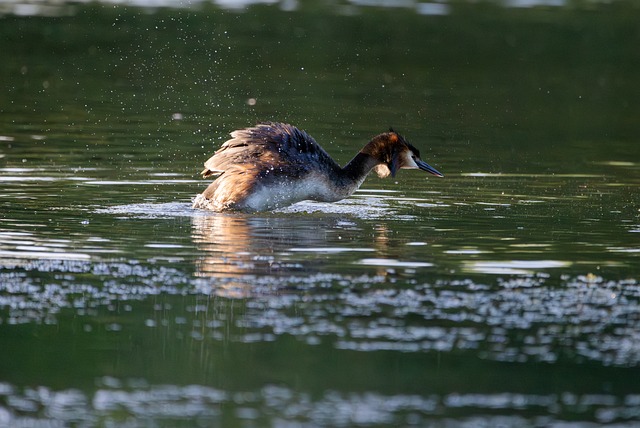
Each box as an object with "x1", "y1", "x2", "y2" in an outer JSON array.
[
  {"x1": 1, "y1": 380, "x2": 639, "y2": 427},
  {"x1": 1, "y1": 257, "x2": 639, "y2": 367}
]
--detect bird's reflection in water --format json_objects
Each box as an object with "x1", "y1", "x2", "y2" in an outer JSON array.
[{"x1": 190, "y1": 213, "x2": 338, "y2": 297}]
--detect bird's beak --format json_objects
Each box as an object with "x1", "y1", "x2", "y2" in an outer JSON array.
[{"x1": 416, "y1": 159, "x2": 444, "y2": 177}]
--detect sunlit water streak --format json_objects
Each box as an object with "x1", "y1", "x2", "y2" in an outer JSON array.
[{"x1": 463, "y1": 259, "x2": 571, "y2": 275}]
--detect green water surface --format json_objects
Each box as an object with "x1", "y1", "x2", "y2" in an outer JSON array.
[{"x1": 1, "y1": 1, "x2": 639, "y2": 426}]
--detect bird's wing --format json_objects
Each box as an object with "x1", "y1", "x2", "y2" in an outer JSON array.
[{"x1": 201, "y1": 122, "x2": 340, "y2": 177}]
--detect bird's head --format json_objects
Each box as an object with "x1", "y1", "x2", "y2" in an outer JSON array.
[{"x1": 365, "y1": 130, "x2": 444, "y2": 179}]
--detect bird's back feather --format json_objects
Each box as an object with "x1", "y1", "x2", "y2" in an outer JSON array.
[{"x1": 202, "y1": 122, "x2": 340, "y2": 178}]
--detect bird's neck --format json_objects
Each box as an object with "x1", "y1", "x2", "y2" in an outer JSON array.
[
  {"x1": 330, "y1": 152, "x2": 380, "y2": 197},
  {"x1": 342, "y1": 152, "x2": 379, "y2": 180}
]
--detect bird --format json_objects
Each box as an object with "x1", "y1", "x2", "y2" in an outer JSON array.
[{"x1": 192, "y1": 122, "x2": 443, "y2": 212}]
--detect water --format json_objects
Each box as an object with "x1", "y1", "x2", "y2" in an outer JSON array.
[{"x1": 1, "y1": 1, "x2": 640, "y2": 426}]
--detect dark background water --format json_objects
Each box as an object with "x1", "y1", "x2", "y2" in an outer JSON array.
[{"x1": 1, "y1": 1, "x2": 640, "y2": 426}]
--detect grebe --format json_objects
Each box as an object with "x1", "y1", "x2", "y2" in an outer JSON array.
[{"x1": 192, "y1": 122, "x2": 443, "y2": 212}]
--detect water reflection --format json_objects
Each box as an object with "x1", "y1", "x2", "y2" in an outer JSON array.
[
  {"x1": 191, "y1": 214, "x2": 271, "y2": 296},
  {"x1": 189, "y1": 197, "x2": 428, "y2": 292},
  {"x1": 190, "y1": 213, "x2": 342, "y2": 296}
]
